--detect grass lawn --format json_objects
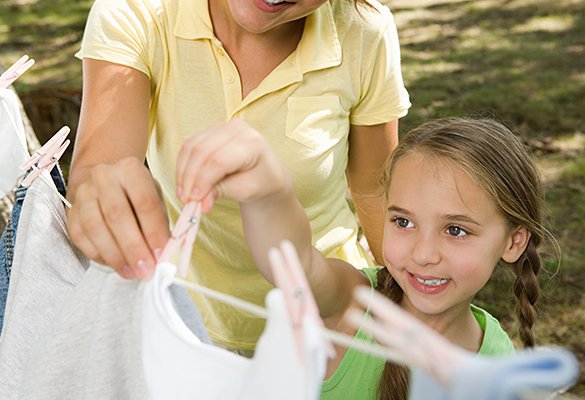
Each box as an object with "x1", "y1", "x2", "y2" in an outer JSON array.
[{"x1": 2, "y1": 0, "x2": 585, "y2": 396}]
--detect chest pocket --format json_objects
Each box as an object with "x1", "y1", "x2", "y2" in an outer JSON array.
[{"x1": 285, "y1": 96, "x2": 342, "y2": 150}]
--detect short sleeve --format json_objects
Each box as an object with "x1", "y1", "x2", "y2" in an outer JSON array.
[
  {"x1": 75, "y1": 0, "x2": 154, "y2": 78},
  {"x1": 350, "y1": 9, "x2": 411, "y2": 126}
]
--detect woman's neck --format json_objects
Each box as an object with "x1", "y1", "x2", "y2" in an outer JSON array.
[
  {"x1": 208, "y1": 0, "x2": 305, "y2": 98},
  {"x1": 208, "y1": 0, "x2": 304, "y2": 51}
]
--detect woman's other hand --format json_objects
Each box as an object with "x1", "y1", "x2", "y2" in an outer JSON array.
[{"x1": 67, "y1": 158, "x2": 170, "y2": 280}]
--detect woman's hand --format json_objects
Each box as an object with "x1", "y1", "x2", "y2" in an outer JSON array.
[{"x1": 67, "y1": 158, "x2": 170, "y2": 280}]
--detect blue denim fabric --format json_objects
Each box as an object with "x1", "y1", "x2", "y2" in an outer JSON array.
[{"x1": 0, "y1": 167, "x2": 66, "y2": 336}]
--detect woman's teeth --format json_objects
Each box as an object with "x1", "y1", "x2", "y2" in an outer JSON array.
[
  {"x1": 413, "y1": 275, "x2": 450, "y2": 287},
  {"x1": 264, "y1": 0, "x2": 286, "y2": 4}
]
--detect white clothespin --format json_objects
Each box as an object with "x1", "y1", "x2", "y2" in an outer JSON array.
[
  {"x1": 20, "y1": 126, "x2": 70, "y2": 188},
  {"x1": 0, "y1": 55, "x2": 35, "y2": 89},
  {"x1": 158, "y1": 201, "x2": 201, "y2": 278},
  {"x1": 268, "y1": 240, "x2": 336, "y2": 364}
]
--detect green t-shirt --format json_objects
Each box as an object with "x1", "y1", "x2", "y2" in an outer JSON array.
[{"x1": 319, "y1": 267, "x2": 515, "y2": 400}]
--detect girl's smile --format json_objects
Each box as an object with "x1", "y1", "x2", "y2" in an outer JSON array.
[{"x1": 407, "y1": 271, "x2": 451, "y2": 294}]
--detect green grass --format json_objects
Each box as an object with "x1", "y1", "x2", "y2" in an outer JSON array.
[
  {"x1": 390, "y1": 0, "x2": 585, "y2": 138},
  {"x1": 0, "y1": 0, "x2": 92, "y2": 91}
]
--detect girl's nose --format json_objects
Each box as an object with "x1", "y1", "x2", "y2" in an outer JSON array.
[{"x1": 410, "y1": 232, "x2": 441, "y2": 266}]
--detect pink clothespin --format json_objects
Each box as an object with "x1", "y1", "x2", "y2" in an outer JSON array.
[
  {"x1": 268, "y1": 240, "x2": 336, "y2": 364},
  {"x1": 158, "y1": 200, "x2": 202, "y2": 278},
  {"x1": 20, "y1": 126, "x2": 70, "y2": 187},
  {"x1": 0, "y1": 55, "x2": 35, "y2": 89}
]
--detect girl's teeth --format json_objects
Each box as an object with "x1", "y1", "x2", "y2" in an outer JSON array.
[
  {"x1": 413, "y1": 275, "x2": 450, "y2": 287},
  {"x1": 264, "y1": 0, "x2": 285, "y2": 4}
]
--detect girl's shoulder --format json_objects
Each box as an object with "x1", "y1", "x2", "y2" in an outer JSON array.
[
  {"x1": 361, "y1": 266, "x2": 385, "y2": 287},
  {"x1": 471, "y1": 304, "x2": 516, "y2": 356}
]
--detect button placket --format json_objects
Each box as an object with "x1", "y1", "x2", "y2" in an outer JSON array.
[{"x1": 212, "y1": 39, "x2": 242, "y2": 116}]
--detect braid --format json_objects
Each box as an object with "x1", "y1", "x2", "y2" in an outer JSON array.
[
  {"x1": 511, "y1": 239, "x2": 541, "y2": 347},
  {"x1": 377, "y1": 267, "x2": 403, "y2": 304},
  {"x1": 375, "y1": 268, "x2": 409, "y2": 400}
]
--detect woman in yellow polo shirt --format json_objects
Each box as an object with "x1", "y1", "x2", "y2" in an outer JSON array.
[{"x1": 67, "y1": 0, "x2": 411, "y2": 352}]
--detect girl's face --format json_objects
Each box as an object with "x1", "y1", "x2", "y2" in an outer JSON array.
[
  {"x1": 383, "y1": 153, "x2": 520, "y2": 321},
  {"x1": 223, "y1": 0, "x2": 328, "y2": 34}
]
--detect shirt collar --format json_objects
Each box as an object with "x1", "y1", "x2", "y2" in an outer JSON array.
[
  {"x1": 297, "y1": 2, "x2": 342, "y2": 73},
  {"x1": 173, "y1": 0, "x2": 342, "y2": 71},
  {"x1": 174, "y1": 0, "x2": 215, "y2": 40}
]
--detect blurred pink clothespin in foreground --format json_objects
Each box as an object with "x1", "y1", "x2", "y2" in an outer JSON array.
[
  {"x1": 20, "y1": 126, "x2": 70, "y2": 187},
  {"x1": 0, "y1": 55, "x2": 35, "y2": 89},
  {"x1": 158, "y1": 201, "x2": 202, "y2": 278},
  {"x1": 268, "y1": 240, "x2": 336, "y2": 364}
]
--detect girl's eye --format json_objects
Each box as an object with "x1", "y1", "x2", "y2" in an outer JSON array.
[
  {"x1": 395, "y1": 217, "x2": 413, "y2": 228},
  {"x1": 447, "y1": 226, "x2": 467, "y2": 237}
]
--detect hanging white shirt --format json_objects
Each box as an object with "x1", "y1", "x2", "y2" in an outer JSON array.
[
  {"x1": 0, "y1": 177, "x2": 327, "y2": 399},
  {"x1": 0, "y1": 88, "x2": 28, "y2": 197}
]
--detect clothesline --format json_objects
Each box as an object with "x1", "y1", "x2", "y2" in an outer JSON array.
[{"x1": 173, "y1": 277, "x2": 405, "y2": 364}]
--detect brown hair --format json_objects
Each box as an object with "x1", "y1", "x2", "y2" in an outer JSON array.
[{"x1": 375, "y1": 117, "x2": 544, "y2": 400}]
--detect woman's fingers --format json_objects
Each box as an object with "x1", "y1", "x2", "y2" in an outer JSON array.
[
  {"x1": 119, "y1": 159, "x2": 170, "y2": 267},
  {"x1": 70, "y1": 173, "x2": 133, "y2": 275},
  {"x1": 66, "y1": 201, "x2": 109, "y2": 266},
  {"x1": 67, "y1": 158, "x2": 169, "y2": 280}
]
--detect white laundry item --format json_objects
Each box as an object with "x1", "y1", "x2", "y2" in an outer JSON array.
[
  {"x1": 0, "y1": 174, "x2": 148, "y2": 399},
  {"x1": 0, "y1": 177, "x2": 196, "y2": 399},
  {"x1": 409, "y1": 348, "x2": 579, "y2": 400},
  {"x1": 0, "y1": 88, "x2": 28, "y2": 197},
  {"x1": 0, "y1": 173, "x2": 88, "y2": 399},
  {"x1": 0, "y1": 176, "x2": 327, "y2": 400},
  {"x1": 143, "y1": 263, "x2": 327, "y2": 400}
]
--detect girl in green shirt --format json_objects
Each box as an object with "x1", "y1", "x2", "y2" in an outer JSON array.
[{"x1": 166, "y1": 117, "x2": 545, "y2": 399}]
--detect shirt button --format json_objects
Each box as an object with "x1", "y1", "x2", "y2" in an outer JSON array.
[
  {"x1": 217, "y1": 48, "x2": 225, "y2": 56},
  {"x1": 225, "y1": 76, "x2": 235, "y2": 84}
]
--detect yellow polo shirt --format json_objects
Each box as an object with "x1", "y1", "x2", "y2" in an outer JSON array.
[{"x1": 77, "y1": 0, "x2": 410, "y2": 349}]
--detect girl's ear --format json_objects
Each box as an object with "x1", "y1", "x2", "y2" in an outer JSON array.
[{"x1": 501, "y1": 226, "x2": 531, "y2": 263}]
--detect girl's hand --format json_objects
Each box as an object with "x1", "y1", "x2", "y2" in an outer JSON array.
[
  {"x1": 66, "y1": 158, "x2": 170, "y2": 280},
  {"x1": 175, "y1": 119, "x2": 292, "y2": 212},
  {"x1": 174, "y1": 119, "x2": 368, "y2": 325},
  {"x1": 348, "y1": 287, "x2": 470, "y2": 385}
]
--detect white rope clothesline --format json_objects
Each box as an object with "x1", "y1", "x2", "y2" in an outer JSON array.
[{"x1": 173, "y1": 277, "x2": 405, "y2": 364}]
